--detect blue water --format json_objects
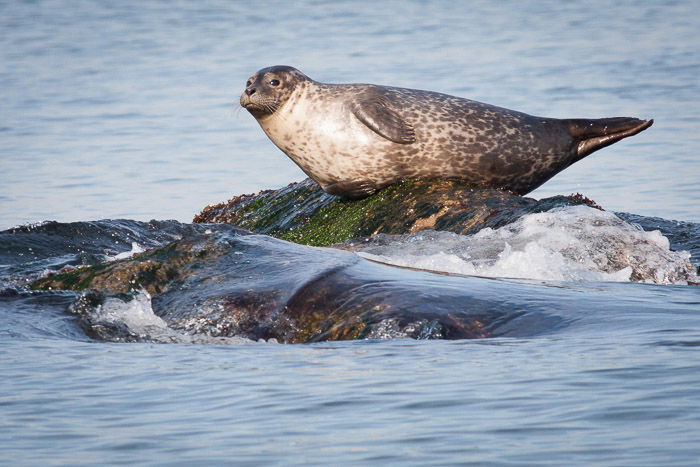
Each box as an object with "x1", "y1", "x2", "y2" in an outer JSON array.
[
  {"x1": 3, "y1": 331, "x2": 700, "y2": 465},
  {"x1": 1, "y1": 0, "x2": 698, "y2": 227},
  {"x1": 2, "y1": 1, "x2": 700, "y2": 465}
]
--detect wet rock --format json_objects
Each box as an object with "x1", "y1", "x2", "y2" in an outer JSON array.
[
  {"x1": 29, "y1": 180, "x2": 692, "y2": 344},
  {"x1": 33, "y1": 227, "x2": 549, "y2": 343},
  {"x1": 193, "y1": 178, "x2": 601, "y2": 246}
]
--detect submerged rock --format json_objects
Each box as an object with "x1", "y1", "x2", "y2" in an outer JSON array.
[
  {"x1": 32, "y1": 226, "x2": 554, "y2": 343},
  {"x1": 30, "y1": 179, "x2": 596, "y2": 343},
  {"x1": 25, "y1": 180, "x2": 697, "y2": 344},
  {"x1": 193, "y1": 178, "x2": 601, "y2": 246}
]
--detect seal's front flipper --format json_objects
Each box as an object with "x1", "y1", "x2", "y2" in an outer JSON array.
[
  {"x1": 569, "y1": 117, "x2": 653, "y2": 161},
  {"x1": 323, "y1": 180, "x2": 382, "y2": 199},
  {"x1": 350, "y1": 89, "x2": 416, "y2": 144}
]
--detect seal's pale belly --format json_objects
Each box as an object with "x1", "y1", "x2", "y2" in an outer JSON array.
[{"x1": 259, "y1": 89, "x2": 398, "y2": 187}]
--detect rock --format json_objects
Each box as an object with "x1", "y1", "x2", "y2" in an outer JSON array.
[
  {"x1": 193, "y1": 178, "x2": 601, "y2": 246},
  {"x1": 27, "y1": 180, "x2": 609, "y2": 343},
  {"x1": 33, "y1": 227, "x2": 550, "y2": 343}
]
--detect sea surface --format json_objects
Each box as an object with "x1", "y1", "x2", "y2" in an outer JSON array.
[{"x1": 1, "y1": 0, "x2": 700, "y2": 465}]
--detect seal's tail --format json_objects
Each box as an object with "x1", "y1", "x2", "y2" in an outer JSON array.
[{"x1": 568, "y1": 117, "x2": 653, "y2": 162}]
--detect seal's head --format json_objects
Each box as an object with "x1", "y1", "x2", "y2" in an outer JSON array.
[{"x1": 240, "y1": 65, "x2": 309, "y2": 119}]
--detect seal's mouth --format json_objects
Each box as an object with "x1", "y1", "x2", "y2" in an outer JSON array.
[
  {"x1": 242, "y1": 102, "x2": 260, "y2": 111},
  {"x1": 242, "y1": 102, "x2": 269, "y2": 117},
  {"x1": 239, "y1": 94, "x2": 277, "y2": 117},
  {"x1": 239, "y1": 94, "x2": 254, "y2": 109}
]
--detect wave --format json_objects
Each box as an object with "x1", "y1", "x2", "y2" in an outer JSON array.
[{"x1": 354, "y1": 206, "x2": 698, "y2": 284}]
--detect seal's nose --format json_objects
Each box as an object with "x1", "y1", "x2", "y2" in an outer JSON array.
[{"x1": 245, "y1": 87, "x2": 256, "y2": 96}]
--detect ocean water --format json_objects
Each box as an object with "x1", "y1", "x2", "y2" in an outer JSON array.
[
  {"x1": 2, "y1": 0, "x2": 700, "y2": 465},
  {"x1": 1, "y1": 0, "x2": 698, "y2": 227}
]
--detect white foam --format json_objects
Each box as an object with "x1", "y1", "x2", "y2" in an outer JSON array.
[
  {"x1": 356, "y1": 206, "x2": 697, "y2": 284},
  {"x1": 94, "y1": 290, "x2": 169, "y2": 334},
  {"x1": 92, "y1": 290, "x2": 256, "y2": 344},
  {"x1": 108, "y1": 242, "x2": 146, "y2": 261}
]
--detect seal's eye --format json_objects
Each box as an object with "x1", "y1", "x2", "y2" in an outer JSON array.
[
  {"x1": 269, "y1": 79, "x2": 280, "y2": 86},
  {"x1": 246, "y1": 80, "x2": 252, "y2": 87}
]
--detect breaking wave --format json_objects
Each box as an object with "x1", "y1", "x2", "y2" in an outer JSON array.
[{"x1": 355, "y1": 206, "x2": 697, "y2": 284}]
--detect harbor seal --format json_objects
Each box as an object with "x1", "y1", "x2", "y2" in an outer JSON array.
[{"x1": 240, "y1": 65, "x2": 653, "y2": 199}]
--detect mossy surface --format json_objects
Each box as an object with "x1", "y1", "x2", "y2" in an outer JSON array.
[
  {"x1": 194, "y1": 178, "x2": 598, "y2": 247},
  {"x1": 277, "y1": 192, "x2": 388, "y2": 246},
  {"x1": 31, "y1": 264, "x2": 105, "y2": 291},
  {"x1": 29, "y1": 233, "x2": 221, "y2": 293}
]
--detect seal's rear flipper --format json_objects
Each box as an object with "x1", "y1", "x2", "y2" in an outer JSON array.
[{"x1": 569, "y1": 117, "x2": 653, "y2": 162}]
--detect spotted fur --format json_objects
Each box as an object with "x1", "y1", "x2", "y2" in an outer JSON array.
[{"x1": 240, "y1": 66, "x2": 653, "y2": 199}]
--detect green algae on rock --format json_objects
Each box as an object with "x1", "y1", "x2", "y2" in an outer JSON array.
[
  {"x1": 30, "y1": 229, "x2": 246, "y2": 293},
  {"x1": 194, "y1": 178, "x2": 602, "y2": 246}
]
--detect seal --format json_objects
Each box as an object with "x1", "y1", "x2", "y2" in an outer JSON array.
[{"x1": 240, "y1": 65, "x2": 653, "y2": 199}]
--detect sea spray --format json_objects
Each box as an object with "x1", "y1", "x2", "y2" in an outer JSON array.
[
  {"x1": 356, "y1": 206, "x2": 697, "y2": 284},
  {"x1": 69, "y1": 289, "x2": 256, "y2": 344}
]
